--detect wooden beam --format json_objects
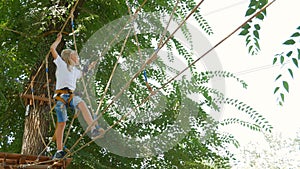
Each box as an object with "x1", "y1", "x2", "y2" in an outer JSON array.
[
  {"x1": 20, "y1": 94, "x2": 55, "y2": 103},
  {"x1": 0, "y1": 152, "x2": 72, "y2": 169}
]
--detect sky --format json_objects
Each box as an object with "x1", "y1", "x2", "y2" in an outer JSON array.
[{"x1": 195, "y1": 0, "x2": 300, "y2": 148}]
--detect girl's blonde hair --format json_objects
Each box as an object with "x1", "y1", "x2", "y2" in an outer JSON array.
[{"x1": 61, "y1": 49, "x2": 77, "y2": 71}]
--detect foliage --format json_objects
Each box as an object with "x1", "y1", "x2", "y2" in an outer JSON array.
[
  {"x1": 0, "y1": 0, "x2": 273, "y2": 168},
  {"x1": 239, "y1": 0, "x2": 268, "y2": 55},
  {"x1": 240, "y1": 1, "x2": 300, "y2": 105},
  {"x1": 273, "y1": 26, "x2": 300, "y2": 105},
  {"x1": 232, "y1": 130, "x2": 300, "y2": 168}
]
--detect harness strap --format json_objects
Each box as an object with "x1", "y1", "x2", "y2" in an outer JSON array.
[{"x1": 54, "y1": 88, "x2": 74, "y2": 106}]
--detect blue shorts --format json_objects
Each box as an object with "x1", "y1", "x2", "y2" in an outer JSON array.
[{"x1": 54, "y1": 94, "x2": 82, "y2": 122}]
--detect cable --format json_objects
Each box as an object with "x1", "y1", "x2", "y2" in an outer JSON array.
[{"x1": 204, "y1": 0, "x2": 248, "y2": 16}]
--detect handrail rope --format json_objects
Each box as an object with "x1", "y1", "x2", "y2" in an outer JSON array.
[
  {"x1": 67, "y1": 0, "x2": 277, "y2": 159},
  {"x1": 90, "y1": 0, "x2": 148, "y2": 116},
  {"x1": 61, "y1": 0, "x2": 204, "y2": 159},
  {"x1": 157, "y1": 0, "x2": 180, "y2": 49},
  {"x1": 146, "y1": 0, "x2": 204, "y2": 66},
  {"x1": 142, "y1": 0, "x2": 180, "y2": 87},
  {"x1": 63, "y1": 110, "x2": 80, "y2": 146},
  {"x1": 29, "y1": 77, "x2": 48, "y2": 153},
  {"x1": 94, "y1": 28, "x2": 133, "y2": 118},
  {"x1": 45, "y1": 53, "x2": 56, "y2": 129},
  {"x1": 125, "y1": 0, "x2": 152, "y2": 92},
  {"x1": 70, "y1": 6, "x2": 95, "y2": 117},
  {"x1": 23, "y1": 59, "x2": 47, "y2": 95},
  {"x1": 126, "y1": 0, "x2": 180, "y2": 92}
]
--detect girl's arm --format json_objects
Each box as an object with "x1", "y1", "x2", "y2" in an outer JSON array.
[{"x1": 50, "y1": 33, "x2": 62, "y2": 59}]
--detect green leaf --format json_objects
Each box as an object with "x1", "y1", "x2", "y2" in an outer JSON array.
[
  {"x1": 249, "y1": 45, "x2": 253, "y2": 53},
  {"x1": 280, "y1": 56, "x2": 284, "y2": 64},
  {"x1": 260, "y1": 0, "x2": 268, "y2": 7},
  {"x1": 275, "y1": 74, "x2": 282, "y2": 81},
  {"x1": 274, "y1": 87, "x2": 280, "y2": 94},
  {"x1": 243, "y1": 23, "x2": 251, "y2": 29},
  {"x1": 255, "y1": 41, "x2": 260, "y2": 50},
  {"x1": 288, "y1": 69, "x2": 294, "y2": 78},
  {"x1": 273, "y1": 57, "x2": 277, "y2": 65},
  {"x1": 256, "y1": 13, "x2": 264, "y2": 20},
  {"x1": 280, "y1": 93, "x2": 285, "y2": 102},
  {"x1": 291, "y1": 32, "x2": 300, "y2": 37},
  {"x1": 254, "y1": 24, "x2": 260, "y2": 30},
  {"x1": 283, "y1": 81, "x2": 289, "y2": 93},
  {"x1": 283, "y1": 39, "x2": 296, "y2": 45},
  {"x1": 297, "y1": 26, "x2": 300, "y2": 30},
  {"x1": 262, "y1": 9, "x2": 267, "y2": 16},
  {"x1": 246, "y1": 8, "x2": 256, "y2": 16},
  {"x1": 253, "y1": 30, "x2": 259, "y2": 39},
  {"x1": 292, "y1": 58, "x2": 298, "y2": 68},
  {"x1": 246, "y1": 39, "x2": 251, "y2": 46},
  {"x1": 249, "y1": 0, "x2": 257, "y2": 6},
  {"x1": 239, "y1": 29, "x2": 249, "y2": 36},
  {"x1": 286, "y1": 51, "x2": 293, "y2": 57},
  {"x1": 298, "y1": 48, "x2": 300, "y2": 60}
]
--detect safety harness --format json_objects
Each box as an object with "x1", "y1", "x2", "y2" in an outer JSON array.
[{"x1": 54, "y1": 87, "x2": 74, "y2": 106}]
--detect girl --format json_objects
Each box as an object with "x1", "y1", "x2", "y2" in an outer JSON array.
[{"x1": 50, "y1": 33, "x2": 103, "y2": 159}]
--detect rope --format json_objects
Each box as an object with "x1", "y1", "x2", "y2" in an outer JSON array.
[
  {"x1": 157, "y1": 0, "x2": 180, "y2": 49},
  {"x1": 127, "y1": 0, "x2": 180, "y2": 92},
  {"x1": 126, "y1": 0, "x2": 153, "y2": 92},
  {"x1": 63, "y1": 110, "x2": 80, "y2": 145}
]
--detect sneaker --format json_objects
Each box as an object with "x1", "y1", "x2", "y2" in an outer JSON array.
[
  {"x1": 52, "y1": 150, "x2": 66, "y2": 160},
  {"x1": 91, "y1": 128, "x2": 105, "y2": 139}
]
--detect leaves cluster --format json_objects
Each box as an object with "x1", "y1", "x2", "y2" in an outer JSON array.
[
  {"x1": 273, "y1": 26, "x2": 300, "y2": 105},
  {"x1": 239, "y1": 0, "x2": 268, "y2": 55}
]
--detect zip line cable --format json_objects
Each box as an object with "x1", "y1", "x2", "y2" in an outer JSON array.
[
  {"x1": 203, "y1": 0, "x2": 247, "y2": 16},
  {"x1": 234, "y1": 61, "x2": 291, "y2": 76}
]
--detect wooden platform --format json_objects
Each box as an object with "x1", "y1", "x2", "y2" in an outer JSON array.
[{"x1": 0, "y1": 152, "x2": 72, "y2": 169}]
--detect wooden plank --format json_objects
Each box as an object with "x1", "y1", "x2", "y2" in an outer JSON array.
[{"x1": 0, "y1": 152, "x2": 72, "y2": 169}]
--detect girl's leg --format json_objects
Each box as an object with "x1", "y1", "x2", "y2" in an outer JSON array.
[
  {"x1": 77, "y1": 101, "x2": 96, "y2": 130},
  {"x1": 56, "y1": 122, "x2": 66, "y2": 150}
]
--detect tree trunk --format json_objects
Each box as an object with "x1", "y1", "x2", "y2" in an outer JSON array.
[
  {"x1": 21, "y1": 58, "x2": 56, "y2": 155},
  {"x1": 21, "y1": 105, "x2": 51, "y2": 155}
]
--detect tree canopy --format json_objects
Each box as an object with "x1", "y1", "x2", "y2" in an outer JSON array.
[{"x1": 0, "y1": 0, "x2": 284, "y2": 168}]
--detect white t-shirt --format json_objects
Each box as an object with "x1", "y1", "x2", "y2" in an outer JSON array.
[{"x1": 53, "y1": 56, "x2": 82, "y2": 90}]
